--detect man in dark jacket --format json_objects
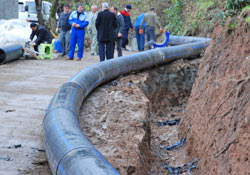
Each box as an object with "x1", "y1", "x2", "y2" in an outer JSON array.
[
  {"x1": 110, "y1": 6, "x2": 124, "y2": 57},
  {"x1": 30, "y1": 23, "x2": 52, "y2": 52},
  {"x1": 57, "y1": 4, "x2": 71, "y2": 56},
  {"x1": 120, "y1": 4, "x2": 133, "y2": 50},
  {"x1": 95, "y1": 2, "x2": 117, "y2": 62}
]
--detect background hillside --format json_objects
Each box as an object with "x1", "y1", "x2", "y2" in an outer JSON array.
[{"x1": 48, "y1": 0, "x2": 250, "y2": 37}]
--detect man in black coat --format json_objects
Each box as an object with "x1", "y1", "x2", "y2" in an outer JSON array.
[
  {"x1": 95, "y1": 2, "x2": 117, "y2": 62},
  {"x1": 30, "y1": 23, "x2": 52, "y2": 52}
]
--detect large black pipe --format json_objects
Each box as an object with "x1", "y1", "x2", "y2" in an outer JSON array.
[
  {"x1": 43, "y1": 36, "x2": 210, "y2": 175},
  {"x1": 0, "y1": 44, "x2": 24, "y2": 64},
  {"x1": 169, "y1": 35, "x2": 211, "y2": 45}
]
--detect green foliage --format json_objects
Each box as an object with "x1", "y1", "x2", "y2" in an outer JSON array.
[
  {"x1": 216, "y1": 11, "x2": 227, "y2": 26},
  {"x1": 197, "y1": 0, "x2": 214, "y2": 10},
  {"x1": 226, "y1": 17, "x2": 240, "y2": 31},
  {"x1": 241, "y1": 5, "x2": 250, "y2": 14},
  {"x1": 184, "y1": 10, "x2": 202, "y2": 35},
  {"x1": 225, "y1": 0, "x2": 250, "y2": 16},
  {"x1": 241, "y1": 5, "x2": 250, "y2": 24},
  {"x1": 183, "y1": 0, "x2": 218, "y2": 35},
  {"x1": 164, "y1": 0, "x2": 184, "y2": 35},
  {"x1": 245, "y1": 16, "x2": 250, "y2": 23},
  {"x1": 46, "y1": 0, "x2": 250, "y2": 37}
]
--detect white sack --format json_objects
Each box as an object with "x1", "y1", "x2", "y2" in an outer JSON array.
[{"x1": 0, "y1": 19, "x2": 31, "y2": 48}]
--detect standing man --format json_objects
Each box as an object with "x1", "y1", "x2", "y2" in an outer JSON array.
[
  {"x1": 140, "y1": 7, "x2": 162, "y2": 49},
  {"x1": 29, "y1": 23, "x2": 52, "y2": 52},
  {"x1": 68, "y1": 4, "x2": 89, "y2": 61},
  {"x1": 110, "y1": 6, "x2": 124, "y2": 57},
  {"x1": 134, "y1": 13, "x2": 146, "y2": 51},
  {"x1": 57, "y1": 4, "x2": 71, "y2": 57},
  {"x1": 95, "y1": 2, "x2": 117, "y2": 62},
  {"x1": 87, "y1": 4, "x2": 99, "y2": 56},
  {"x1": 120, "y1": 4, "x2": 133, "y2": 50}
]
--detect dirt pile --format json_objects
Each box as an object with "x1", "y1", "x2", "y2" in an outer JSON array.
[
  {"x1": 79, "y1": 75, "x2": 151, "y2": 175},
  {"x1": 180, "y1": 14, "x2": 250, "y2": 175}
]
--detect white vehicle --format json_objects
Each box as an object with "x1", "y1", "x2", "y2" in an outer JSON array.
[{"x1": 18, "y1": 0, "x2": 52, "y2": 24}]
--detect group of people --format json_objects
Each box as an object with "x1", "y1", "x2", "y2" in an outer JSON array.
[{"x1": 29, "y1": 2, "x2": 162, "y2": 62}]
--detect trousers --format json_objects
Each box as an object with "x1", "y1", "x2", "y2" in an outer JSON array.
[
  {"x1": 89, "y1": 32, "x2": 98, "y2": 55},
  {"x1": 59, "y1": 30, "x2": 70, "y2": 55},
  {"x1": 112, "y1": 37, "x2": 122, "y2": 57},
  {"x1": 145, "y1": 26, "x2": 155, "y2": 49},
  {"x1": 98, "y1": 41, "x2": 113, "y2": 62},
  {"x1": 69, "y1": 29, "x2": 85, "y2": 59},
  {"x1": 135, "y1": 27, "x2": 145, "y2": 51}
]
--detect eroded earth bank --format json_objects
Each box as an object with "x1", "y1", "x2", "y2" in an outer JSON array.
[{"x1": 179, "y1": 15, "x2": 250, "y2": 175}]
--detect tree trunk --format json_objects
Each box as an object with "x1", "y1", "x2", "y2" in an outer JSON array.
[
  {"x1": 35, "y1": 0, "x2": 44, "y2": 25},
  {"x1": 48, "y1": 0, "x2": 59, "y2": 33}
]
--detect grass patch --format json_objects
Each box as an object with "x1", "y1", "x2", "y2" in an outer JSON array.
[
  {"x1": 245, "y1": 16, "x2": 250, "y2": 23},
  {"x1": 196, "y1": 0, "x2": 215, "y2": 10},
  {"x1": 240, "y1": 5, "x2": 250, "y2": 24}
]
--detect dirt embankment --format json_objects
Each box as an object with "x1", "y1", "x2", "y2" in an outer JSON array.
[{"x1": 180, "y1": 12, "x2": 250, "y2": 175}]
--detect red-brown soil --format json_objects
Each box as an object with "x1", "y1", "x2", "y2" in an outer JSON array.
[{"x1": 180, "y1": 13, "x2": 250, "y2": 175}]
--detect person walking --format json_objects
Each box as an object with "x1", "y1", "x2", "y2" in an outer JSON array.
[
  {"x1": 110, "y1": 6, "x2": 124, "y2": 57},
  {"x1": 95, "y1": 2, "x2": 117, "y2": 62},
  {"x1": 134, "y1": 13, "x2": 145, "y2": 51},
  {"x1": 57, "y1": 4, "x2": 71, "y2": 57},
  {"x1": 87, "y1": 4, "x2": 99, "y2": 56},
  {"x1": 120, "y1": 4, "x2": 133, "y2": 50},
  {"x1": 29, "y1": 23, "x2": 52, "y2": 52},
  {"x1": 68, "y1": 4, "x2": 89, "y2": 61},
  {"x1": 140, "y1": 7, "x2": 161, "y2": 49}
]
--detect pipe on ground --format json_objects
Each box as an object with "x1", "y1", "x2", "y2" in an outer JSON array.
[
  {"x1": 169, "y1": 35, "x2": 211, "y2": 45},
  {"x1": 43, "y1": 36, "x2": 210, "y2": 175},
  {"x1": 0, "y1": 44, "x2": 24, "y2": 64}
]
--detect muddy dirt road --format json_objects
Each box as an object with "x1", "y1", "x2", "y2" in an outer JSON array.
[{"x1": 0, "y1": 51, "x2": 133, "y2": 174}]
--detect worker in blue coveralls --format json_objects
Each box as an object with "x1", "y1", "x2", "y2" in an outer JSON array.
[
  {"x1": 134, "y1": 13, "x2": 145, "y2": 51},
  {"x1": 68, "y1": 4, "x2": 89, "y2": 61}
]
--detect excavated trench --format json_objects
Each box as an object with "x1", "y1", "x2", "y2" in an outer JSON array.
[
  {"x1": 138, "y1": 58, "x2": 200, "y2": 175},
  {"x1": 78, "y1": 57, "x2": 200, "y2": 175}
]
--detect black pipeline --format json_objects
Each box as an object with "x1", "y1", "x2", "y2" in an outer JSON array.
[
  {"x1": 160, "y1": 137, "x2": 186, "y2": 151},
  {"x1": 43, "y1": 36, "x2": 210, "y2": 175},
  {"x1": 163, "y1": 158, "x2": 199, "y2": 175},
  {"x1": 0, "y1": 44, "x2": 23, "y2": 64},
  {"x1": 157, "y1": 118, "x2": 181, "y2": 126}
]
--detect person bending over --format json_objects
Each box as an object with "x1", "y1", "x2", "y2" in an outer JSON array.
[{"x1": 29, "y1": 23, "x2": 52, "y2": 52}]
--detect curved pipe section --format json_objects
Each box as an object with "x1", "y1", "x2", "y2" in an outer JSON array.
[
  {"x1": 43, "y1": 36, "x2": 210, "y2": 175},
  {"x1": 153, "y1": 31, "x2": 170, "y2": 48},
  {"x1": 0, "y1": 44, "x2": 24, "y2": 64}
]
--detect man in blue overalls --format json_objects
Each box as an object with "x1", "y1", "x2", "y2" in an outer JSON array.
[
  {"x1": 134, "y1": 13, "x2": 145, "y2": 51},
  {"x1": 68, "y1": 4, "x2": 89, "y2": 61}
]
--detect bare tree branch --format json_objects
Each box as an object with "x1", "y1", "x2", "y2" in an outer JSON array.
[
  {"x1": 35, "y1": 0, "x2": 44, "y2": 25},
  {"x1": 48, "y1": 0, "x2": 59, "y2": 32}
]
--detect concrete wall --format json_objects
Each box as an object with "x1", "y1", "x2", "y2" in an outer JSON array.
[{"x1": 0, "y1": 0, "x2": 18, "y2": 20}]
